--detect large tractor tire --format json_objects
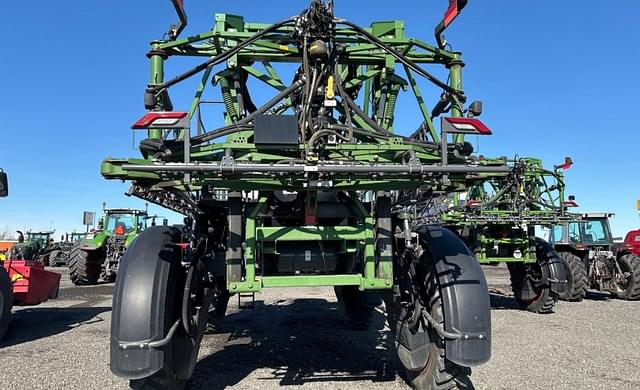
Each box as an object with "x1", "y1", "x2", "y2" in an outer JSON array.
[
  {"x1": 508, "y1": 239, "x2": 563, "y2": 314},
  {"x1": 508, "y1": 262, "x2": 555, "y2": 314},
  {"x1": 111, "y1": 227, "x2": 210, "y2": 390},
  {"x1": 405, "y1": 271, "x2": 474, "y2": 390},
  {"x1": 557, "y1": 252, "x2": 587, "y2": 302},
  {"x1": 68, "y1": 245, "x2": 101, "y2": 285},
  {"x1": 334, "y1": 286, "x2": 380, "y2": 330},
  {"x1": 386, "y1": 226, "x2": 491, "y2": 390},
  {"x1": 384, "y1": 252, "x2": 475, "y2": 390},
  {"x1": 0, "y1": 266, "x2": 13, "y2": 341},
  {"x1": 612, "y1": 254, "x2": 640, "y2": 300},
  {"x1": 46, "y1": 250, "x2": 65, "y2": 267}
]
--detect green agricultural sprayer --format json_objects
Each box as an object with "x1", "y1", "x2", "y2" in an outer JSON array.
[
  {"x1": 99, "y1": 1, "x2": 526, "y2": 388},
  {"x1": 421, "y1": 157, "x2": 572, "y2": 313},
  {"x1": 69, "y1": 207, "x2": 148, "y2": 285}
]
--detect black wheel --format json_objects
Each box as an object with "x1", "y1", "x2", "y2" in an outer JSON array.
[
  {"x1": 115, "y1": 227, "x2": 211, "y2": 390},
  {"x1": 334, "y1": 286, "x2": 380, "y2": 330},
  {"x1": 125, "y1": 229, "x2": 186, "y2": 390},
  {"x1": 507, "y1": 258, "x2": 555, "y2": 314},
  {"x1": 558, "y1": 252, "x2": 587, "y2": 302},
  {"x1": 507, "y1": 238, "x2": 563, "y2": 314},
  {"x1": 0, "y1": 266, "x2": 12, "y2": 341},
  {"x1": 47, "y1": 250, "x2": 64, "y2": 267},
  {"x1": 507, "y1": 262, "x2": 555, "y2": 314},
  {"x1": 68, "y1": 245, "x2": 102, "y2": 285},
  {"x1": 612, "y1": 254, "x2": 640, "y2": 300},
  {"x1": 386, "y1": 250, "x2": 474, "y2": 390}
]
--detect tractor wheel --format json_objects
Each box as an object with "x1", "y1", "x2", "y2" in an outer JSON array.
[
  {"x1": 334, "y1": 286, "x2": 380, "y2": 330},
  {"x1": 122, "y1": 227, "x2": 210, "y2": 390},
  {"x1": 557, "y1": 252, "x2": 587, "y2": 302},
  {"x1": 47, "y1": 250, "x2": 63, "y2": 267},
  {"x1": 68, "y1": 245, "x2": 101, "y2": 285},
  {"x1": 126, "y1": 231, "x2": 186, "y2": 390},
  {"x1": 612, "y1": 254, "x2": 640, "y2": 300},
  {"x1": 0, "y1": 266, "x2": 12, "y2": 341},
  {"x1": 507, "y1": 262, "x2": 555, "y2": 314},
  {"x1": 385, "y1": 251, "x2": 474, "y2": 390}
]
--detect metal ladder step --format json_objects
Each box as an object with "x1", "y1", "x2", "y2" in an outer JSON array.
[{"x1": 237, "y1": 292, "x2": 256, "y2": 309}]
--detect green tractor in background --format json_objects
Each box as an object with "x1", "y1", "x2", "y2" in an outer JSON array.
[
  {"x1": 68, "y1": 208, "x2": 149, "y2": 285},
  {"x1": 9, "y1": 231, "x2": 63, "y2": 266}
]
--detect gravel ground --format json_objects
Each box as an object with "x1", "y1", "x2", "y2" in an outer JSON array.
[{"x1": 1, "y1": 265, "x2": 639, "y2": 390}]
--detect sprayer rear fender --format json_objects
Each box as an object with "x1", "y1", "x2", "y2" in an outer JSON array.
[
  {"x1": 535, "y1": 238, "x2": 568, "y2": 296},
  {"x1": 417, "y1": 225, "x2": 491, "y2": 367},
  {"x1": 110, "y1": 226, "x2": 182, "y2": 379}
]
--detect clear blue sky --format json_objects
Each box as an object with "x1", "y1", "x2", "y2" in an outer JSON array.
[{"x1": 0, "y1": 1, "x2": 638, "y2": 238}]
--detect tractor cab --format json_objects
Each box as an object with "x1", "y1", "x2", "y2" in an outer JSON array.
[
  {"x1": 69, "y1": 232, "x2": 87, "y2": 243},
  {"x1": 103, "y1": 209, "x2": 147, "y2": 236},
  {"x1": 549, "y1": 213, "x2": 614, "y2": 250},
  {"x1": 26, "y1": 231, "x2": 54, "y2": 245}
]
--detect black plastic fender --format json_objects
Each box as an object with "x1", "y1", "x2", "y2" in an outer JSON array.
[
  {"x1": 417, "y1": 225, "x2": 491, "y2": 367},
  {"x1": 110, "y1": 226, "x2": 181, "y2": 379},
  {"x1": 535, "y1": 237, "x2": 568, "y2": 296}
]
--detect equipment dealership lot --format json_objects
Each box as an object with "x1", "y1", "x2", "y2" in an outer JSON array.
[{"x1": 1, "y1": 266, "x2": 638, "y2": 390}]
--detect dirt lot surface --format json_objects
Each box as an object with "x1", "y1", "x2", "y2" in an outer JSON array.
[{"x1": 1, "y1": 265, "x2": 639, "y2": 390}]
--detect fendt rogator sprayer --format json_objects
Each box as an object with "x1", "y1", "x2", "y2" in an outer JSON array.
[
  {"x1": 100, "y1": 1, "x2": 516, "y2": 388},
  {"x1": 69, "y1": 207, "x2": 148, "y2": 285},
  {"x1": 0, "y1": 170, "x2": 61, "y2": 342},
  {"x1": 420, "y1": 158, "x2": 572, "y2": 313}
]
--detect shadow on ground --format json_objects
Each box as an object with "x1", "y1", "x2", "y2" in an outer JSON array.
[
  {"x1": 1, "y1": 306, "x2": 110, "y2": 348},
  {"x1": 489, "y1": 293, "x2": 522, "y2": 311},
  {"x1": 189, "y1": 298, "x2": 399, "y2": 389},
  {"x1": 585, "y1": 290, "x2": 613, "y2": 301}
]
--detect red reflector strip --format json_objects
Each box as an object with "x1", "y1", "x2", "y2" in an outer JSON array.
[
  {"x1": 444, "y1": 117, "x2": 492, "y2": 135},
  {"x1": 444, "y1": 1, "x2": 459, "y2": 27},
  {"x1": 562, "y1": 201, "x2": 579, "y2": 208},
  {"x1": 132, "y1": 112, "x2": 188, "y2": 129},
  {"x1": 466, "y1": 199, "x2": 481, "y2": 208}
]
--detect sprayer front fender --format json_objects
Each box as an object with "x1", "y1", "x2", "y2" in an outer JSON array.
[
  {"x1": 417, "y1": 225, "x2": 491, "y2": 367},
  {"x1": 109, "y1": 226, "x2": 181, "y2": 379}
]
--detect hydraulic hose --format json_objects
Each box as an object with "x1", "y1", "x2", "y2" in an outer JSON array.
[
  {"x1": 181, "y1": 264, "x2": 196, "y2": 334},
  {"x1": 333, "y1": 69, "x2": 390, "y2": 136},
  {"x1": 329, "y1": 124, "x2": 439, "y2": 150},
  {"x1": 192, "y1": 78, "x2": 305, "y2": 145},
  {"x1": 335, "y1": 18, "x2": 464, "y2": 100},
  {"x1": 148, "y1": 18, "x2": 295, "y2": 94}
]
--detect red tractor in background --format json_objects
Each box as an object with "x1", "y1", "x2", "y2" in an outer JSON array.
[
  {"x1": 0, "y1": 169, "x2": 61, "y2": 341},
  {"x1": 623, "y1": 200, "x2": 640, "y2": 257},
  {"x1": 624, "y1": 231, "x2": 640, "y2": 256}
]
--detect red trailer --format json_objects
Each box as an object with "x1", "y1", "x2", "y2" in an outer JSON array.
[{"x1": 0, "y1": 259, "x2": 61, "y2": 341}]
